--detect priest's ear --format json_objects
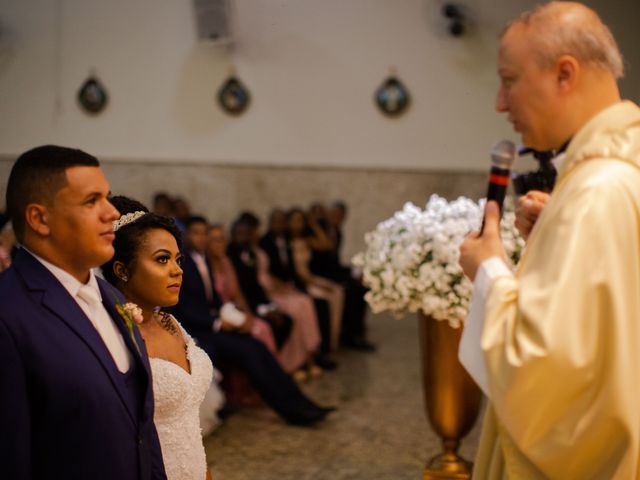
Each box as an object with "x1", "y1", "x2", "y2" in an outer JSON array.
[
  {"x1": 24, "y1": 203, "x2": 52, "y2": 237},
  {"x1": 556, "y1": 54, "x2": 580, "y2": 93}
]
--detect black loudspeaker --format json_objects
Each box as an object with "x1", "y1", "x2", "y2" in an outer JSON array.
[{"x1": 193, "y1": 0, "x2": 232, "y2": 44}]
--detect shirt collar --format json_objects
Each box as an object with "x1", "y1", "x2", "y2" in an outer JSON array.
[
  {"x1": 23, "y1": 247, "x2": 102, "y2": 300},
  {"x1": 550, "y1": 138, "x2": 570, "y2": 171},
  {"x1": 551, "y1": 152, "x2": 567, "y2": 171}
]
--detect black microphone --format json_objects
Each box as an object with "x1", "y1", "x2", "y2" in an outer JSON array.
[{"x1": 481, "y1": 140, "x2": 517, "y2": 234}]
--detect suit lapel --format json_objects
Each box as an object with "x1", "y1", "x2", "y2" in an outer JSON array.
[
  {"x1": 14, "y1": 251, "x2": 139, "y2": 426},
  {"x1": 98, "y1": 280, "x2": 153, "y2": 423}
]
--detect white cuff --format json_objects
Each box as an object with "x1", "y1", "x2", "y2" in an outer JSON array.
[{"x1": 459, "y1": 256, "x2": 513, "y2": 397}]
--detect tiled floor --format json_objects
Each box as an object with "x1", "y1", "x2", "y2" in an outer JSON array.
[{"x1": 203, "y1": 313, "x2": 483, "y2": 480}]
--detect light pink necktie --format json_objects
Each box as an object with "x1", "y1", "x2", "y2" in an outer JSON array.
[{"x1": 192, "y1": 253, "x2": 213, "y2": 302}]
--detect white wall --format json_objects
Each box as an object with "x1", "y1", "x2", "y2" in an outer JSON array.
[{"x1": 0, "y1": 0, "x2": 638, "y2": 171}]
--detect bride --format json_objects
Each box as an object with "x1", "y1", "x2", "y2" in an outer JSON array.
[{"x1": 102, "y1": 196, "x2": 215, "y2": 480}]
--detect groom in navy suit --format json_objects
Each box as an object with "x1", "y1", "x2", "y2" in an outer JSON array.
[{"x1": 0, "y1": 146, "x2": 166, "y2": 479}]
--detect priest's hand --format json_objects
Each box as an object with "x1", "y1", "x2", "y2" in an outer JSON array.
[
  {"x1": 515, "y1": 190, "x2": 549, "y2": 240},
  {"x1": 459, "y1": 201, "x2": 506, "y2": 281}
]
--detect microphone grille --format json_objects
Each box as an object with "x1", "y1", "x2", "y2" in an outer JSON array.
[{"x1": 491, "y1": 140, "x2": 517, "y2": 169}]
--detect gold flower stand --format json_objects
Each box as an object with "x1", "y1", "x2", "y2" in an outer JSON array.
[{"x1": 418, "y1": 313, "x2": 482, "y2": 479}]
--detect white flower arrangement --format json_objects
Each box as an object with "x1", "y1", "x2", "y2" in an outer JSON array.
[{"x1": 352, "y1": 194, "x2": 525, "y2": 328}]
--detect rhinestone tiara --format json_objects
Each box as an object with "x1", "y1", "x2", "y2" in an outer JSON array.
[{"x1": 113, "y1": 211, "x2": 147, "y2": 232}]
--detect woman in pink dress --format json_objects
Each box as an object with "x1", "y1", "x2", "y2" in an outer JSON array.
[
  {"x1": 205, "y1": 224, "x2": 277, "y2": 406},
  {"x1": 205, "y1": 226, "x2": 276, "y2": 354},
  {"x1": 288, "y1": 208, "x2": 345, "y2": 352},
  {"x1": 255, "y1": 245, "x2": 323, "y2": 379},
  {"x1": 208, "y1": 224, "x2": 322, "y2": 380}
]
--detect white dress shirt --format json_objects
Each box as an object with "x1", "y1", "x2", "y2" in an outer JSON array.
[{"x1": 26, "y1": 249, "x2": 133, "y2": 372}]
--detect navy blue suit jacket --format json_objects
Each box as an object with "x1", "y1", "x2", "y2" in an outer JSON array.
[
  {"x1": 172, "y1": 251, "x2": 222, "y2": 337},
  {"x1": 0, "y1": 249, "x2": 167, "y2": 480}
]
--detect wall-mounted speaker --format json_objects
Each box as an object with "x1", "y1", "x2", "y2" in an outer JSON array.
[{"x1": 193, "y1": 0, "x2": 232, "y2": 45}]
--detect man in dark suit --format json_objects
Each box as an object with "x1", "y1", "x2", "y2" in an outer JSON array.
[
  {"x1": 259, "y1": 208, "x2": 300, "y2": 288},
  {"x1": 327, "y1": 201, "x2": 376, "y2": 352},
  {"x1": 172, "y1": 216, "x2": 332, "y2": 425},
  {"x1": 0, "y1": 146, "x2": 166, "y2": 479},
  {"x1": 259, "y1": 209, "x2": 336, "y2": 362},
  {"x1": 226, "y1": 217, "x2": 293, "y2": 349}
]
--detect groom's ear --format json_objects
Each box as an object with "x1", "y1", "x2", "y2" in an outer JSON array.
[{"x1": 25, "y1": 203, "x2": 51, "y2": 237}]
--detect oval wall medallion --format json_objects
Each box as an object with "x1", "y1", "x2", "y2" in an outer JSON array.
[
  {"x1": 375, "y1": 76, "x2": 410, "y2": 117},
  {"x1": 217, "y1": 76, "x2": 250, "y2": 115},
  {"x1": 77, "y1": 74, "x2": 109, "y2": 115}
]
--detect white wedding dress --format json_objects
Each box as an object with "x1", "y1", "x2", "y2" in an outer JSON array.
[{"x1": 150, "y1": 319, "x2": 214, "y2": 480}]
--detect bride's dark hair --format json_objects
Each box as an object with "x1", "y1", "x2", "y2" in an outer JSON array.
[{"x1": 102, "y1": 195, "x2": 183, "y2": 287}]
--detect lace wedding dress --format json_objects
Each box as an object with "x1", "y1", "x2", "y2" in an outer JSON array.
[{"x1": 151, "y1": 320, "x2": 214, "y2": 480}]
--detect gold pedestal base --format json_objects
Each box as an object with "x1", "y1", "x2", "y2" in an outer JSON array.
[
  {"x1": 418, "y1": 314, "x2": 481, "y2": 480},
  {"x1": 423, "y1": 451, "x2": 472, "y2": 479}
]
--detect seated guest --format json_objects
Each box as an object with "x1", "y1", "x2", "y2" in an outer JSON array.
[
  {"x1": 172, "y1": 215, "x2": 334, "y2": 425},
  {"x1": 307, "y1": 201, "x2": 375, "y2": 352},
  {"x1": 171, "y1": 197, "x2": 191, "y2": 233},
  {"x1": 260, "y1": 209, "x2": 337, "y2": 368},
  {"x1": 191, "y1": 217, "x2": 278, "y2": 408},
  {"x1": 207, "y1": 225, "x2": 292, "y2": 354},
  {"x1": 0, "y1": 242, "x2": 10, "y2": 273},
  {"x1": 152, "y1": 192, "x2": 174, "y2": 217},
  {"x1": 0, "y1": 213, "x2": 17, "y2": 264},
  {"x1": 0, "y1": 216, "x2": 12, "y2": 273},
  {"x1": 306, "y1": 202, "x2": 336, "y2": 279},
  {"x1": 204, "y1": 217, "x2": 278, "y2": 407},
  {"x1": 260, "y1": 208, "x2": 301, "y2": 288},
  {"x1": 227, "y1": 217, "x2": 324, "y2": 380},
  {"x1": 288, "y1": 207, "x2": 344, "y2": 352},
  {"x1": 327, "y1": 202, "x2": 347, "y2": 254},
  {"x1": 327, "y1": 201, "x2": 375, "y2": 352},
  {"x1": 102, "y1": 196, "x2": 215, "y2": 480}
]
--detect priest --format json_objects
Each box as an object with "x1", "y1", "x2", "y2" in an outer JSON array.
[{"x1": 458, "y1": 2, "x2": 640, "y2": 478}]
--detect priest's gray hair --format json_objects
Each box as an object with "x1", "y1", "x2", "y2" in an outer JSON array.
[{"x1": 503, "y1": 1, "x2": 624, "y2": 79}]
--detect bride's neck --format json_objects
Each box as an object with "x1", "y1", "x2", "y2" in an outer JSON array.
[
  {"x1": 121, "y1": 287, "x2": 160, "y2": 326},
  {"x1": 123, "y1": 295, "x2": 156, "y2": 326},
  {"x1": 140, "y1": 307, "x2": 157, "y2": 325}
]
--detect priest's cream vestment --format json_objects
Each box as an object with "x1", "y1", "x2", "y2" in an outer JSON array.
[{"x1": 460, "y1": 101, "x2": 640, "y2": 479}]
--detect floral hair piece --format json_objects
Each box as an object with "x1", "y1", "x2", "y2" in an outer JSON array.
[{"x1": 113, "y1": 211, "x2": 147, "y2": 232}]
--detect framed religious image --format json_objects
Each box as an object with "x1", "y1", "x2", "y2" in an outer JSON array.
[
  {"x1": 217, "y1": 76, "x2": 250, "y2": 115},
  {"x1": 375, "y1": 76, "x2": 410, "y2": 117},
  {"x1": 77, "y1": 74, "x2": 109, "y2": 115}
]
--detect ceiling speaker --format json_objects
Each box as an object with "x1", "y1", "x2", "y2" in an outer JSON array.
[{"x1": 193, "y1": 0, "x2": 232, "y2": 45}]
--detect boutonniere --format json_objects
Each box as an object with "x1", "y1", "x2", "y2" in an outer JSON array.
[{"x1": 115, "y1": 302, "x2": 144, "y2": 355}]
